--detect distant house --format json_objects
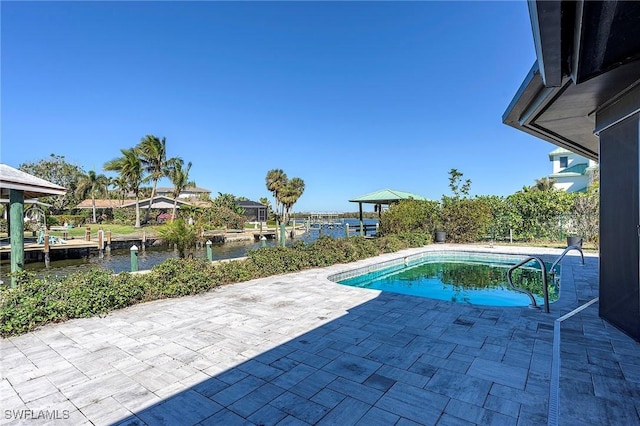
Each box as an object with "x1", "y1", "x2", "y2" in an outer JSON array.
[
  {"x1": 548, "y1": 148, "x2": 598, "y2": 192},
  {"x1": 155, "y1": 186, "x2": 211, "y2": 199},
  {"x1": 236, "y1": 200, "x2": 267, "y2": 223}
]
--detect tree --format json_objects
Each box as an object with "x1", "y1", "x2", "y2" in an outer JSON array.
[
  {"x1": 157, "y1": 219, "x2": 197, "y2": 258},
  {"x1": 280, "y1": 177, "x2": 305, "y2": 223},
  {"x1": 534, "y1": 177, "x2": 557, "y2": 191},
  {"x1": 167, "y1": 160, "x2": 195, "y2": 220},
  {"x1": 75, "y1": 170, "x2": 110, "y2": 223},
  {"x1": 259, "y1": 197, "x2": 273, "y2": 221},
  {"x1": 136, "y1": 135, "x2": 181, "y2": 223},
  {"x1": 212, "y1": 193, "x2": 244, "y2": 215},
  {"x1": 448, "y1": 168, "x2": 471, "y2": 199},
  {"x1": 440, "y1": 169, "x2": 491, "y2": 242},
  {"x1": 265, "y1": 169, "x2": 288, "y2": 223},
  {"x1": 19, "y1": 154, "x2": 85, "y2": 214},
  {"x1": 104, "y1": 148, "x2": 144, "y2": 228},
  {"x1": 109, "y1": 175, "x2": 129, "y2": 205}
]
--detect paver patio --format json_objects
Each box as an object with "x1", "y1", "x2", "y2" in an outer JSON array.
[{"x1": 1, "y1": 244, "x2": 639, "y2": 425}]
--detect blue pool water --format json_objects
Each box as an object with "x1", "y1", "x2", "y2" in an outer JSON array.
[{"x1": 338, "y1": 256, "x2": 558, "y2": 307}]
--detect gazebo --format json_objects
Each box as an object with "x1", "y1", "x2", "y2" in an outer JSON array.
[
  {"x1": 0, "y1": 164, "x2": 66, "y2": 287},
  {"x1": 349, "y1": 189, "x2": 428, "y2": 235}
]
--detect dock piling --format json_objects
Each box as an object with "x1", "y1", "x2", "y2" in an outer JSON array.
[
  {"x1": 97, "y1": 229, "x2": 104, "y2": 259},
  {"x1": 206, "y1": 240, "x2": 212, "y2": 261},
  {"x1": 43, "y1": 230, "x2": 50, "y2": 268},
  {"x1": 85, "y1": 227, "x2": 91, "y2": 241},
  {"x1": 130, "y1": 245, "x2": 139, "y2": 272}
]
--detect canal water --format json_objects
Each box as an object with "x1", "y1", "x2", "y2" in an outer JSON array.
[{"x1": 0, "y1": 219, "x2": 378, "y2": 278}]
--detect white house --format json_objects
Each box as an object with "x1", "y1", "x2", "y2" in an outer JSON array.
[
  {"x1": 155, "y1": 186, "x2": 211, "y2": 199},
  {"x1": 548, "y1": 147, "x2": 598, "y2": 192}
]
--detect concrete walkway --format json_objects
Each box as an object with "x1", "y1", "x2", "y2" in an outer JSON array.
[{"x1": 1, "y1": 245, "x2": 638, "y2": 425}]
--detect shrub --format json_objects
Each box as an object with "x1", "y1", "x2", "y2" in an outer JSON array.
[
  {"x1": 157, "y1": 219, "x2": 197, "y2": 258},
  {"x1": 440, "y1": 197, "x2": 492, "y2": 243},
  {"x1": 379, "y1": 199, "x2": 439, "y2": 235},
  {"x1": 144, "y1": 258, "x2": 216, "y2": 298}
]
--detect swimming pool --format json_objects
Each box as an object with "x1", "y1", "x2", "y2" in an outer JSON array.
[{"x1": 330, "y1": 251, "x2": 558, "y2": 307}]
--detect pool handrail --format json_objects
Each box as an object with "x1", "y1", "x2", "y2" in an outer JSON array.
[
  {"x1": 507, "y1": 256, "x2": 550, "y2": 313},
  {"x1": 550, "y1": 245, "x2": 584, "y2": 276}
]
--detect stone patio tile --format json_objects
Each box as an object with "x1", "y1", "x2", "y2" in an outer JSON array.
[
  {"x1": 286, "y1": 348, "x2": 333, "y2": 369},
  {"x1": 558, "y1": 393, "x2": 640, "y2": 426},
  {"x1": 78, "y1": 396, "x2": 132, "y2": 425},
  {"x1": 270, "y1": 391, "x2": 329, "y2": 424},
  {"x1": 366, "y1": 345, "x2": 422, "y2": 370},
  {"x1": 375, "y1": 364, "x2": 430, "y2": 388},
  {"x1": 310, "y1": 388, "x2": 347, "y2": 409},
  {"x1": 228, "y1": 383, "x2": 286, "y2": 418},
  {"x1": 425, "y1": 369, "x2": 492, "y2": 406},
  {"x1": 501, "y1": 347, "x2": 533, "y2": 369},
  {"x1": 592, "y1": 373, "x2": 640, "y2": 399},
  {"x1": 396, "y1": 418, "x2": 425, "y2": 426},
  {"x1": 247, "y1": 403, "x2": 288, "y2": 426},
  {"x1": 26, "y1": 391, "x2": 78, "y2": 416},
  {"x1": 192, "y1": 377, "x2": 229, "y2": 398},
  {"x1": 322, "y1": 353, "x2": 381, "y2": 383},
  {"x1": 236, "y1": 359, "x2": 285, "y2": 382},
  {"x1": 316, "y1": 396, "x2": 371, "y2": 426},
  {"x1": 444, "y1": 398, "x2": 515, "y2": 426},
  {"x1": 436, "y1": 413, "x2": 475, "y2": 425},
  {"x1": 489, "y1": 383, "x2": 548, "y2": 407},
  {"x1": 362, "y1": 373, "x2": 397, "y2": 392},
  {"x1": 326, "y1": 377, "x2": 384, "y2": 405},
  {"x1": 289, "y1": 369, "x2": 338, "y2": 399},
  {"x1": 413, "y1": 354, "x2": 471, "y2": 374},
  {"x1": 10, "y1": 377, "x2": 59, "y2": 404},
  {"x1": 210, "y1": 375, "x2": 266, "y2": 406},
  {"x1": 483, "y1": 394, "x2": 521, "y2": 418},
  {"x1": 216, "y1": 368, "x2": 250, "y2": 385},
  {"x1": 375, "y1": 382, "x2": 449, "y2": 424},
  {"x1": 467, "y1": 358, "x2": 528, "y2": 390},
  {"x1": 271, "y1": 363, "x2": 318, "y2": 390},
  {"x1": 354, "y1": 406, "x2": 400, "y2": 426},
  {"x1": 112, "y1": 383, "x2": 162, "y2": 413},
  {"x1": 198, "y1": 408, "x2": 254, "y2": 426},
  {"x1": 274, "y1": 415, "x2": 310, "y2": 426},
  {"x1": 135, "y1": 389, "x2": 222, "y2": 425}
]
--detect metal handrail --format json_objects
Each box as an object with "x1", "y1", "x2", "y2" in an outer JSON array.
[
  {"x1": 507, "y1": 256, "x2": 549, "y2": 313},
  {"x1": 550, "y1": 245, "x2": 584, "y2": 275}
]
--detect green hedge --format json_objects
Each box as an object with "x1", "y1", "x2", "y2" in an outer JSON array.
[{"x1": 0, "y1": 233, "x2": 432, "y2": 337}]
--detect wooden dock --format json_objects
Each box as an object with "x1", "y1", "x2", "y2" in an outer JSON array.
[{"x1": 0, "y1": 238, "x2": 99, "y2": 254}]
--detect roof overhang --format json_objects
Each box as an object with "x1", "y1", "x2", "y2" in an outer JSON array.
[
  {"x1": 504, "y1": 0, "x2": 640, "y2": 161},
  {"x1": 0, "y1": 164, "x2": 67, "y2": 199}
]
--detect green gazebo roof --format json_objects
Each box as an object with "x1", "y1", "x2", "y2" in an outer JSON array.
[{"x1": 349, "y1": 189, "x2": 428, "y2": 204}]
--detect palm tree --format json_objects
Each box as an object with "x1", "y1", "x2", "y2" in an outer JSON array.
[
  {"x1": 76, "y1": 170, "x2": 110, "y2": 223},
  {"x1": 167, "y1": 160, "x2": 195, "y2": 220},
  {"x1": 136, "y1": 135, "x2": 181, "y2": 223},
  {"x1": 259, "y1": 196, "x2": 273, "y2": 221},
  {"x1": 104, "y1": 148, "x2": 144, "y2": 228},
  {"x1": 265, "y1": 169, "x2": 288, "y2": 223},
  {"x1": 281, "y1": 177, "x2": 305, "y2": 224},
  {"x1": 110, "y1": 175, "x2": 129, "y2": 205}
]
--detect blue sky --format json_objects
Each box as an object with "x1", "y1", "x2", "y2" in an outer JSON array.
[{"x1": 1, "y1": 1, "x2": 555, "y2": 212}]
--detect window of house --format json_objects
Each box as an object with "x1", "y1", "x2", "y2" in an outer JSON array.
[{"x1": 559, "y1": 156, "x2": 568, "y2": 168}]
